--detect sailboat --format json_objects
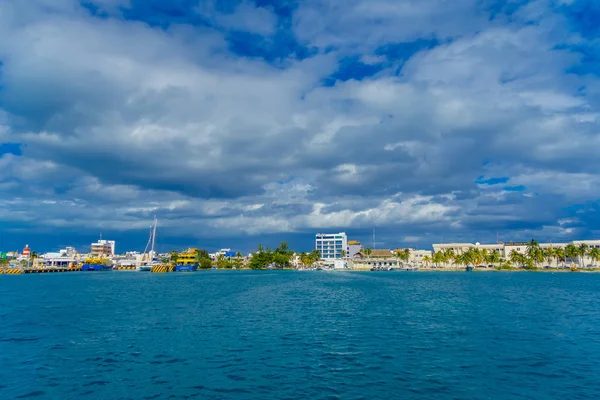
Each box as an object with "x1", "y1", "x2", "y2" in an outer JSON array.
[{"x1": 137, "y1": 216, "x2": 158, "y2": 271}]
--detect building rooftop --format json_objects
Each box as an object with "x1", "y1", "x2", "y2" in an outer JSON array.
[{"x1": 369, "y1": 249, "x2": 394, "y2": 258}]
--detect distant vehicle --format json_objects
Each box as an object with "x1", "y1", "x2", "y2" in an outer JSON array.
[
  {"x1": 543, "y1": 265, "x2": 551, "y2": 269},
  {"x1": 586, "y1": 264, "x2": 594, "y2": 269}
]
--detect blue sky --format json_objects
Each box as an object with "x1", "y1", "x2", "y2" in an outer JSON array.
[{"x1": 1, "y1": 0, "x2": 600, "y2": 254}]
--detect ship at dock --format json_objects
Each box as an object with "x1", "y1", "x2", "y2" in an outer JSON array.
[{"x1": 81, "y1": 258, "x2": 113, "y2": 271}]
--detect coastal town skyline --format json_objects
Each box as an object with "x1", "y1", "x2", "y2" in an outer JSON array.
[
  {"x1": 4, "y1": 227, "x2": 600, "y2": 256},
  {"x1": 1, "y1": 1, "x2": 600, "y2": 254}
]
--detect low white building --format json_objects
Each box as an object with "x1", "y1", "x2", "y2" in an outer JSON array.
[
  {"x1": 432, "y1": 239, "x2": 600, "y2": 267},
  {"x1": 410, "y1": 249, "x2": 433, "y2": 265},
  {"x1": 432, "y1": 243, "x2": 477, "y2": 255}
]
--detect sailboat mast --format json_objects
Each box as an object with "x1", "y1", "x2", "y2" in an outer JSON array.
[{"x1": 151, "y1": 216, "x2": 157, "y2": 254}]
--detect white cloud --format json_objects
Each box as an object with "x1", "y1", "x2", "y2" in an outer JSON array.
[{"x1": 0, "y1": 0, "x2": 599, "y2": 248}]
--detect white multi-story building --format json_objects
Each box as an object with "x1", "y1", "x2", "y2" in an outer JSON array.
[
  {"x1": 316, "y1": 232, "x2": 348, "y2": 259},
  {"x1": 91, "y1": 240, "x2": 116, "y2": 257}
]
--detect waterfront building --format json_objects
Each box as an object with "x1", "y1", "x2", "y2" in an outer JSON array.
[
  {"x1": 431, "y1": 240, "x2": 600, "y2": 267},
  {"x1": 43, "y1": 247, "x2": 79, "y2": 259},
  {"x1": 22, "y1": 245, "x2": 31, "y2": 257},
  {"x1": 316, "y1": 232, "x2": 348, "y2": 259},
  {"x1": 39, "y1": 256, "x2": 78, "y2": 268},
  {"x1": 61, "y1": 247, "x2": 78, "y2": 257},
  {"x1": 571, "y1": 240, "x2": 600, "y2": 249},
  {"x1": 503, "y1": 242, "x2": 535, "y2": 257},
  {"x1": 346, "y1": 240, "x2": 362, "y2": 258},
  {"x1": 349, "y1": 249, "x2": 399, "y2": 269},
  {"x1": 408, "y1": 249, "x2": 433, "y2": 265},
  {"x1": 570, "y1": 240, "x2": 600, "y2": 266},
  {"x1": 432, "y1": 243, "x2": 476, "y2": 255},
  {"x1": 91, "y1": 240, "x2": 115, "y2": 257},
  {"x1": 368, "y1": 249, "x2": 395, "y2": 258},
  {"x1": 433, "y1": 242, "x2": 504, "y2": 257},
  {"x1": 211, "y1": 249, "x2": 237, "y2": 259}
]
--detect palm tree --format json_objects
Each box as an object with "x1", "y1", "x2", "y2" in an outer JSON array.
[
  {"x1": 394, "y1": 249, "x2": 410, "y2": 265},
  {"x1": 309, "y1": 250, "x2": 321, "y2": 266},
  {"x1": 526, "y1": 240, "x2": 544, "y2": 268},
  {"x1": 364, "y1": 248, "x2": 372, "y2": 256},
  {"x1": 298, "y1": 252, "x2": 308, "y2": 269},
  {"x1": 543, "y1": 247, "x2": 555, "y2": 268},
  {"x1": 578, "y1": 243, "x2": 589, "y2": 268},
  {"x1": 455, "y1": 252, "x2": 472, "y2": 269},
  {"x1": 481, "y1": 249, "x2": 489, "y2": 265},
  {"x1": 588, "y1": 247, "x2": 600, "y2": 268},
  {"x1": 531, "y1": 248, "x2": 544, "y2": 268},
  {"x1": 565, "y1": 244, "x2": 578, "y2": 267},
  {"x1": 509, "y1": 250, "x2": 525, "y2": 268},
  {"x1": 169, "y1": 250, "x2": 180, "y2": 266},
  {"x1": 443, "y1": 249, "x2": 456, "y2": 268},
  {"x1": 216, "y1": 254, "x2": 228, "y2": 269},
  {"x1": 526, "y1": 239, "x2": 539, "y2": 254},
  {"x1": 452, "y1": 253, "x2": 463, "y2": 269},
  {"x1": 340, "y1": 250, "x2": 347, "y2": 258},
  {"x1": 554, "y1": 247, "x2": 565, "y2": 266},
  {"x1": 488, "y1": 250, "x2": 502, "y2": 267},
  {"x1": 29, "y1": 251, "x2": 39, "y2": 267},
  {"x1": 422, "y1": 255, "x2": 432, "y2": 267},
  {"x1": 468, "y1": 248, "x2": 484, "y2": 266},
  {"x1": 432, "y1": 251, "x2": 444, "y2": 268},
  {"x1": 403, "y1": 249, "x2": 411, "y2": 262}
]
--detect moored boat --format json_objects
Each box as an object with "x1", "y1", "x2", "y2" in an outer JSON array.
[
  {"x1": 466, "y1": 265, "x2": 474, "y2": 271},
  {"x1": 137, "y1": 216, "x2": 158, "y2": 272},
  {"x1": 82, "y1": 258, "x2": 113, "y2": 271}
]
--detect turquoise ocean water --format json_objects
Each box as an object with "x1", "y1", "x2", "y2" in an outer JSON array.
[{"x1": 1, "y1": 271, "x2": 600, "y2": 399}]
